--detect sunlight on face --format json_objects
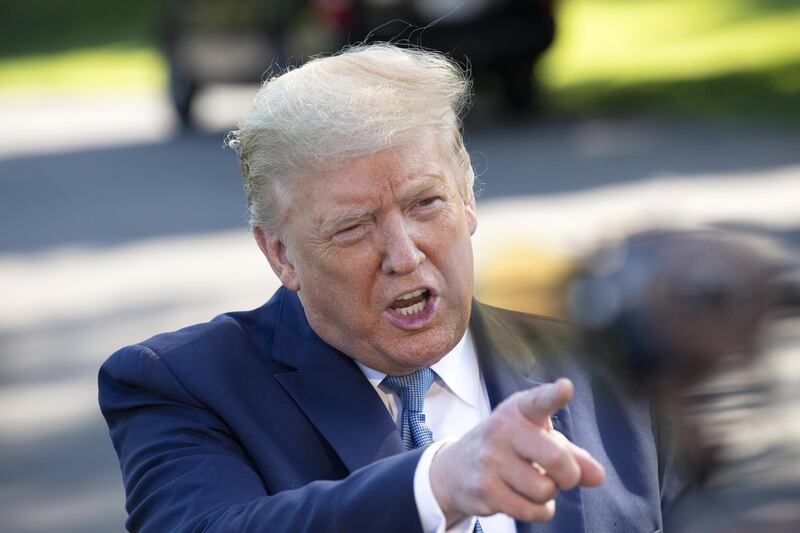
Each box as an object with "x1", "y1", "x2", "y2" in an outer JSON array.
[{"x1": 265, "y1": 131, "x2": 477, "y2": 375}]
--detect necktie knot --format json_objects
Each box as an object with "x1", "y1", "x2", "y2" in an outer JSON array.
[
  {"x1": 382, "y1": 368, "x2": 436, "y2": 412},
  {"x1": 382, "y1": 368, "x2": 436, "y2": 449}
]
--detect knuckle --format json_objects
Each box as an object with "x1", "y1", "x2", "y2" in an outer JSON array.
[
  {"x1": 532, "y1": 477, "x2": 558, "y2": 502},
  {"x1": 542, "y1": 447, "x2": 580, "y2": 489},
  {"x1": 503, "y1": 499, "x2": 528, "y2": 520},
  {"x1": 471, "y1": 477, "x2": 503, "y2": 514},
  {"x1": 477, "y1": 447, "x2": 498, "y2": 472},
  {"x1": 517, "y1": 502, "x2": 554, "y2": 523},
  {"x1": 475, "y1": 502, "x2": 494, "y2": 517},
  {"x1": 469, "y1": 477, "x2": 491, "y2": 503},
  {"x1": 521, "y1": 505, "x2": 543, "y2": 522},
  {"x1": 526, "y1": 501, "x2": 556, "y2": 522},
  {"x1": 544, "y1": 447, "x2": 568, "y2": 471},
  {"x1": 559, "y1": 471, "x2": 580, "y2": 490},
  {"x1": 539, "y1": 501, "x2": 557, "y2": 522}
]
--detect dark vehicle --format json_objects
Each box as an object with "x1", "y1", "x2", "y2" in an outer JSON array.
[
  {"x1": 335, "y1": 0, "x2": 557, "y2": 112},
  {"x1": 163, "y1": 0, "x2": 307, "y2": 127},
  {"x1": 164, "y1": 0, "x2": 556, "y2": 126}
]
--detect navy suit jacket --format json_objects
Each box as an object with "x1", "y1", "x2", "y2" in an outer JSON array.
[{"x1": 99, "y1": 287, "x2": 683, "y2": 532}]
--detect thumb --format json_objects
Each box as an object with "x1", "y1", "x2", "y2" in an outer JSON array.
[{"x1": 518, "y1": 378, "x2": 574, "y2": 427}]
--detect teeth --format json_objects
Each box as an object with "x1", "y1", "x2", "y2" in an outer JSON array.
[
  {"x1": 397, "y1": 288, "x2": 425, "y2": 301},
  {"x1": 396, "y1": 300, "x2": 426, "y2": 316}
]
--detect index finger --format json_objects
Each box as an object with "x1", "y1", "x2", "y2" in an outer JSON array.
[{"x1": 517, "y1": 378, "x2": 573, "y2": 427}]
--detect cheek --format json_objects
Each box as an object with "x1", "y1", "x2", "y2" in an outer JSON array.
[
  {"x1": 446, "y1": 245, "x2": 474, "y2": 292},
  {"x1": 429, "y1": 230, "x2": 474, "y2": 288},
  {"x1": 419, "y1": 205, "x2": 460, "y2": 242},
  {"x1": 301, "y1": 245, "x2": 382, "y2": 295}
]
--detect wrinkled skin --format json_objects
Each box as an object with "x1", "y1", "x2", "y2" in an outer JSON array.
[
  {"x1": 255, "y1": 130, "x2": 477, "y2": 375},
  {"x1": 431, "y1": 379, "x2": 605, "y2": 525},
  {"x1": 255, "y1": 133, "x2": 604, "y2": 524}
]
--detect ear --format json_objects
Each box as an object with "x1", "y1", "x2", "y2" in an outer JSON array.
[
  {"x1": 463, "y1": 188, "x2": 478, "y2": 236},
  {"x1": 253, "y1": 226, "x2": 300, "y2": 291}
]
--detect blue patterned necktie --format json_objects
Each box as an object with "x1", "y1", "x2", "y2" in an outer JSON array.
[
  {"x1": 382, "y1": 369, "x2": 484, "y2": 533},
  {"x1": 382, "y1": 368, "x2": 436, "y2": 449}
]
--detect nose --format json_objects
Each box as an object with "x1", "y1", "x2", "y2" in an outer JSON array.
[{"x1": 380, "y1": 216, "x2": 425, "y2": 276}]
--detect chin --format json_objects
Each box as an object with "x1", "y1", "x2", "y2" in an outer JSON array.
[{"x1": 390, "y1": 329, "x2": 459, "y2": 370}]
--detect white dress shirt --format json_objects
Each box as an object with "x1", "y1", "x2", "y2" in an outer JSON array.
[{"x1": 356, "y1": 330, "x2": 516, "y2": 533}]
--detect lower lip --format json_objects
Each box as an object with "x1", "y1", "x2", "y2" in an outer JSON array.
[{"x1": 385, "y1": 294, "x2": 438, "y2": 330}]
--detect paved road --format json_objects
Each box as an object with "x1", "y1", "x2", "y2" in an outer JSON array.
[
  {"x1": 2, "y1": 114, "x2": 800, "y2": 252},
  {"x1": 1, "y1": 94, "x2": 799, "y2": 532}
]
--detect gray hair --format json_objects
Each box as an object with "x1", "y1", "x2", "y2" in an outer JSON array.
[{"x1": 226, "y1": 43, "x2": 474, "y2": 234}]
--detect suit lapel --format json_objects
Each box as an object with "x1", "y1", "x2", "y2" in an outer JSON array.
[
  {"x1": 267, "y1": 293, "x2": 588, "y2": 530},
  {"x1": 270, "y1": 289, "x2": 406, "y2": 473},
  {"x1": 469, "y1": 300, "x2": 544, "y2": 407},
  {"x1": 470, "y1": 301, "x2": 588, "y2": 533}
]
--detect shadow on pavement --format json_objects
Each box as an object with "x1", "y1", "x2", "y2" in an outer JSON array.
[
  {"x1": 0, "y1": 130, "x2": 246, "y2": 252},
  {"x1": 0, "y1": 416, "x2": 127, "y2": 533},
  {"x1": 2, "y1": 119, "x2": 800, "y2": 253}
]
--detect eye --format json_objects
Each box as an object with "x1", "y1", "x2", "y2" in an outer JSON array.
[
  {"x1": 335, "y1": 224, "x2": 362, "y2": 239},
  {"x1": 333, "y1": 223, "x2": 368, "y2": 243},
  {"x1": 418, "y1": 197, "x2": 442, "y2": 208}
]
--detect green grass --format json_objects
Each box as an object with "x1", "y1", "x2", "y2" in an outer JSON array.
[
  {"x1": 1, "y1": 0, "x2": 799, "y2": 124},
  {"x1": 0, "y1": 0, "x2": 160, "y2": 57},
  {"x1": 540, "y1": 0, "x2": 800, "y2": 124},
  {"x1": 0, "y1": 0, "x2": 162, "y2": 96},
  {"x1": 0, "y1": 0, "x2": 299, "y2": 97},
  {"x1": 0, "y1": 46, "x2": 166, "y2": 96}
]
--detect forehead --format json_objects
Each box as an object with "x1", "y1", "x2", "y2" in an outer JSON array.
[{"x1": 290, "y1": 135, "x2": 460, "y2": 222}]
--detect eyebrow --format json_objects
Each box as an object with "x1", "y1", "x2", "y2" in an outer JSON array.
[
  {"x1": 397, "y1": 174, "x2": 448, "y2": 204},
  {"x1": 317, "y1": 173, "x2": 449, "y2": 235},
  {"x1": 320, "y1": 208, "x2": 372, "y2": 235}
]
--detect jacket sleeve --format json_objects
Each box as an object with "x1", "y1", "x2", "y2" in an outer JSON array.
[{"x1": 98, "y1": 344, "x2": 425, "y2": 533}]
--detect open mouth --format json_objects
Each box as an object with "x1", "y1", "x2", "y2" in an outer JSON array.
[{"x1": 389, "y1": 288, "x2": 430, "y2": 317}]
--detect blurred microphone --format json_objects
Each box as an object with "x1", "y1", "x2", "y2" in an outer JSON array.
[
  {"x1": 566, "y1": 227, "x2": 800, "y2": 532},
  {"x1": 567, "y1": 228, "x2": 799, "y2": 387}
]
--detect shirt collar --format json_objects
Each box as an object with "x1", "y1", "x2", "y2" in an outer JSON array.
[{"x1": 355, "y1": 328, "x2": 483, "y2": 409}]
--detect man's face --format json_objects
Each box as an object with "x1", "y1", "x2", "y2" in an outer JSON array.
[{"x1": 257, "y1": 131, "x2": 477, "y2": 375}]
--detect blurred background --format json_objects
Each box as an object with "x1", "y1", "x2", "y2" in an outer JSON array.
[{"x1": 1, "y1": 1, "x2": 799, "y2": 531}]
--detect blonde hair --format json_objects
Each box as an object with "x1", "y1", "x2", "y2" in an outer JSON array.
[{"x1": 227, "y1": 43, "x2": 474, "y2": 234}]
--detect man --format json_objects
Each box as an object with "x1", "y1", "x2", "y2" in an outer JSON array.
[{"x1": 100, "y1": 44, "x2": 683, "y2": 532}]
